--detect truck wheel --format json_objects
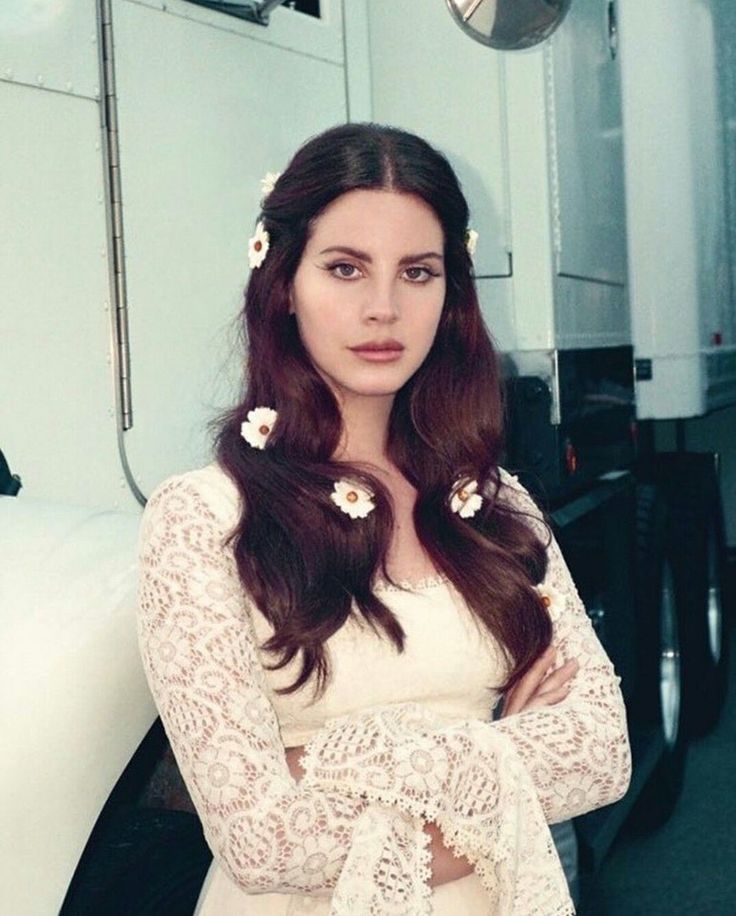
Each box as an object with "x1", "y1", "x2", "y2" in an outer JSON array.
[
  {"x1": 629, "y1": 484, "x2": 687, "y2": 831},
  {"x1": 61, "y1": 806, "x2": 211, "y2": 915},
  {"x1": 660, "y1": 453, "x2": 729, "y2": 737}
]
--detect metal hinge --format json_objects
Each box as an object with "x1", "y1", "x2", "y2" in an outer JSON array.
[{"x1": 98, "y1": 0, "x2": 132, "y2": 431}]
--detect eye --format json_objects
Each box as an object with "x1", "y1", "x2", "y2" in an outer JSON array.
[
  {"x1": 403, "y1": 265, "x2": 441, "y2": 283},
  {"x1": 328, "y1": 262, "x2": 362, "y2": 280}
]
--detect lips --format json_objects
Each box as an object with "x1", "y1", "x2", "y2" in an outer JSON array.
[{"x1": 350, "y1": 340, "x2": 404, "y2": 353}]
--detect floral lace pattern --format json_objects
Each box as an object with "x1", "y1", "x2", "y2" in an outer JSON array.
[{"x1": 137, "y1": 465, "x2": 631, "y2": 914}]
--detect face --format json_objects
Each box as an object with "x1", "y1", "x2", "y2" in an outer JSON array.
[{"x1": 290, "y1": 189, "x2": 446, "y2": 407}]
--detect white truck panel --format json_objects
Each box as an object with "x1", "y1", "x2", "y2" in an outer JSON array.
[
  {"x1": 0, "y1": 79, "x2": 135, "y2": 509},
  {"x1": 0, "y1": 0, "x2": 100, "y2": 100},
  {"x1": 497, "y1": 0, "x2": 630, "y2": 353},
  {"x1": 0, "y1": 497, "x2": 152, "y2": 916},
  {"x1": 550, "y1": 0, "x2": 627, "y2": 287},
  {"x1": 620, "y1": 0, "x2": 736, "y2": 418}
]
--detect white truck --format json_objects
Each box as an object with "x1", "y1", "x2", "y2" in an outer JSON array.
[{"x1": 2, "y1": 1, "x2": 734, "y2": 911}]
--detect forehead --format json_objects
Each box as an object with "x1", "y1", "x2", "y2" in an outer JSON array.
[{"x1": 306, "y1": 189, "x2": 444, "y2": 251}]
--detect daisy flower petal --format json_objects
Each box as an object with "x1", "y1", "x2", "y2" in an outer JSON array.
[
  {"x1": 535, "y1": 582, "x2": 567, "y2": 622},
  {"x1": 260, "y1": 170, "x2": 281, "y2": 200},
  {"x1": 450, "y1": 478, "x2": 483, "y2": 518},
  {"x1": 331, "y1": 479, "x2": 375, "y2": 519},
  {"x1": 465, "y1": 228, "x2": 479, "y2": 258},
  {"x1": 248, "y1": 221, "x2": 270, "y2": 269},
  {"x1": 240, "y1": 406, "x2": 278, "y2": 449}
]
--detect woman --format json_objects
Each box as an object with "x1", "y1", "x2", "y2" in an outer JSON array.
[{"x1": 137, "y1": 123, "x2": 631, "y2": 914}]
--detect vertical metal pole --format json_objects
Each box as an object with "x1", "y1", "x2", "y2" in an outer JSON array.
[{"x1": 97, "y1": 0, "x2": 146, "y2": 505}]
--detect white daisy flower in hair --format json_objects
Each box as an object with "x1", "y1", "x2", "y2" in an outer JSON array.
[
  {"x1": 465, "y1": 228, "x2": 479, "y2": 258},
  {"x1": 535, "y1": 582, "x2": 567, "y2": 622},
  {"x1": 248, "y1": 221, "x2": 270, "y2": 269},
  {"x1": 260, "y1": 171, "x2": 281, "y2": 200},
  {"x1": 240, "y1": 406, "x2": 278, "y2": 449},
  {"x1": 450, "y1": 478, "x2": 483, "y2": 519},
  {"x1": 331, "y1": 479, "x2": 375, "y2": 519}
]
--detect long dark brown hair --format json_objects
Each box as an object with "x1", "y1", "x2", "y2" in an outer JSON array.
[{"x1": 215, "y1": 123, "x2": 552, "y2": 696}]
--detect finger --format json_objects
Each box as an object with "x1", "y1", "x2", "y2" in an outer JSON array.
[
  {"x1": 537, "y1": 659, "x2": 579, "y2": 696},
  {"x1": 504, "y1": 647, "x2": 557, "y2": 716},
  {"x1": 524, "y1": 684, "x2": 572, "y2": 710}
]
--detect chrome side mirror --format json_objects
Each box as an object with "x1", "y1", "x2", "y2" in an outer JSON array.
[{"x1": 445, "y1": 0, "x2": 572, "y2": 50}]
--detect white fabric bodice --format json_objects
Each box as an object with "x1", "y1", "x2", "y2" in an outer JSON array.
[{"x1": 254, "y1": 577, "x2": 507, "y2": 748}]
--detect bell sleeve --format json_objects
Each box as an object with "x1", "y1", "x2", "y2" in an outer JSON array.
[{"x1": 137, "y1": 472, "x2": 366, "y2": 898}]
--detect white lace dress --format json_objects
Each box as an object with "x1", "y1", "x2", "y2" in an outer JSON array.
[{"x1": 136, "y1": 464, "x2": 631, "y2": 915}]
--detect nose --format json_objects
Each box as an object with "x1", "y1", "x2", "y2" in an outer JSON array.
[{"x1": 362, "y1": 279, "x2": 399, "y2": 324}]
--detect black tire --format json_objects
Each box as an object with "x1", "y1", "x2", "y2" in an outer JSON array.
[
  {"x1": 61, "y1": 806, "x2": 211, "y2": 916},
  {"x1": 656, "y1": 453, "x2": 730, "y2": 737},
  {"x1": 628, "y1": 483, "x2": 688, "y2": 831}
]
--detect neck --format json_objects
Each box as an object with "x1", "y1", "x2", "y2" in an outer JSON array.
[{"x1": 334, "y1": 393, "x2": 395, "y2": 467}]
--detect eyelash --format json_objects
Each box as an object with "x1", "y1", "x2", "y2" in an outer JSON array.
[{"x1": 325, "y1": 262, "x2": 441, "y2": 283}]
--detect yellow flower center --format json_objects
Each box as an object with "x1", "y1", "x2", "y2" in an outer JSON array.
[
  {"x1": 540, "y1": 595, "x2": 551, "y2": 608},
  {"x1": 258, "y1": 424, "x2": 270, "y2": 435},
  {"x1": 254, "y1": 240, "x2": 262, "y2": 252},
  {"x1": 458, "y1": 489, "x2": 469, "y2": 501},
  {"x1": 346, "y1": 490, "x2": 359, "y2": 503}
]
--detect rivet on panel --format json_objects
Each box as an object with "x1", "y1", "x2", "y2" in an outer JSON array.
[
  {"x1": 37, "y1": 74, "x2": 44, "y2": 85},
  {"x1": 4, "y1": 68, "x2": 13, "y2": 80},
  {"x1": 66, "y1": 81, "x2": 73, "y2": 92}
]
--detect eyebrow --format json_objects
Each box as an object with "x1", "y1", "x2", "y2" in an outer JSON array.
[{"x1": 318, "y1": 246, "x2": 444, "y2": 265}]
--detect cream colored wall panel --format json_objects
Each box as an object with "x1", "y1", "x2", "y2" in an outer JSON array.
[
  {"x1": 113, "y1": 0, "x2": 347, "y2": 497},
  {"x1": 0, "y1": 0, "x2": 100, "y2": 100},
  {"x1": 131, "y1": 0, "x2": 344, "y2": 63},
  {"x1": 367, "y1": 0, "x2": 511, "y2": 279},
  {"x1": 0, "y1": 81, "x2": 137, "y2": 511}
]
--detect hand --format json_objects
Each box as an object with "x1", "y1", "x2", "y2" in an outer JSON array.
[{"x1": 501, "y1": 646, "x2": 579, "y2": 718}]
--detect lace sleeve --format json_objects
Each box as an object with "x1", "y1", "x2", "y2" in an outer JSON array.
[
  {"x1": 137, "y1": 473, "x2": 366, "y2": 897},
  {"x1": 491, "y1": 468, "x2": 632, "y2": 823}
]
